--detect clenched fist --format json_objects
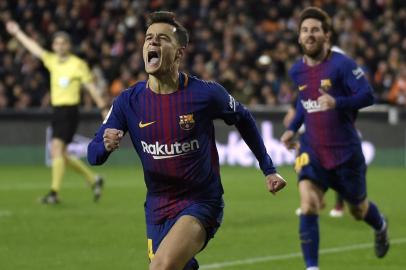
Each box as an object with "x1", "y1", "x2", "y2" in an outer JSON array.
[
  {"x1": 266, "y1": 173, "x2": 287, "y2": 195},
  {"x1": 6, "y1": 21, "x2": 20, "y2": 35},
  {"x1": 103, "y1": 128, "x2": 124, "y2": 152}
]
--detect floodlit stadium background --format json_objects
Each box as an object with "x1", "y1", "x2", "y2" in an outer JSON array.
[{"x1": 0, "y1": 1, "x2": 405, "y2": 270}]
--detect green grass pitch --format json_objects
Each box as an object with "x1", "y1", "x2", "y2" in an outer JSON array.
[{"x1": 0, "y1": 165, "x2": 405, "y2": 270}]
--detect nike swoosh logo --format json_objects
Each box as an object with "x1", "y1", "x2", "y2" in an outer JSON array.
[
  {"x1": 139, "y1": 121, "x2": 156, "y2": 128},
  {"x1": 298, "y1": 85, "x2": 307, "y2": 91}
]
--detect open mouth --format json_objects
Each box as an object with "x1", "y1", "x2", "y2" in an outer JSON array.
[{"x1": 148, "y1": 50, "x2": 160, "y2": 66}]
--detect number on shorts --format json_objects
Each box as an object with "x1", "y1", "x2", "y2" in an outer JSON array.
[
  {"x1": 295, "y1": 152, "x2": 310, "y2": 173},
  {"x1": 148, "y1": 238, "x2": 155, "y2": 260}
]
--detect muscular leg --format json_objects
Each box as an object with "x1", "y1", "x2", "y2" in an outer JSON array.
[
  {"x1": 299, "y1": 180, "x2": 324, "y2": 270},
  {"x1": 51, "y1": 138, "x2": 67, "y2": 192},
  {"x1": 149, "y1": 215, "x2": 206, "y2": 270},
  {"x1": 66, "y1": 155, "x2": 97, "y2": 185},
  {"x1": 348, "y1": 198, "x2": 389, "y2": 258}
]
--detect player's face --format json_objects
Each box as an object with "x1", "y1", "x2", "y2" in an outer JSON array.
[
  {"x1": 52, "y1": 36, "x2": 71, "y2": 57},
  {"x1": 299, "y1": 18, "x2": 328, "y2": 58},
  {"x1": 143, "y1": 23, "x2": 182, "y2": 75}
]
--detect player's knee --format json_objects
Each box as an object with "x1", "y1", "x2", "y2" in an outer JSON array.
[
  {"x1": 349, "y1": 207, "x2": 364, "y2": 220},
  {"x1": 349, "y1": 200, "x2": 368, "y2": 220},
  {"x1": 300, "y1": 201, "x2": 319, "y2": 215},
  {"x1": 149, "y1": 256, "x2": 180, "y2": 270}
]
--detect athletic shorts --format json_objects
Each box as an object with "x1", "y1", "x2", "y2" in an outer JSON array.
[
  {"x1": 51, "y1": 105, "x2": 79, "y2": 144},
  {"x1": 296, "y1": 144, "x2": 367, "y2": 205},
  {"x1": 146, "y1": 198, "x2": 224, "y2": 270}
]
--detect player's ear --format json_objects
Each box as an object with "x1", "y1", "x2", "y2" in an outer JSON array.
[
  {"x1": 176, "y1": 47, "x2": 185, "y2": 60},
  {"x1": 325, "y1": 31, "x2": 331, "y2": 43}
]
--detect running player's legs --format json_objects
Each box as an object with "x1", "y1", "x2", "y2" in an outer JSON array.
[
  {"x1": 50, "y1": 106, "x2": 78, "y2": 193},
  {"x1": 330, "y1": 149, "x2": 368, "y2": 219},
  {"x1": 147, "y1": 199, "x2": 224, "y2": 270},
  {"x1": 330, "y1": 149, "x2": 389, "y2": 258},
  {"x1": 149, "y1": 215, "x2": 206, "y2": 270},
  {"x1": 296, "y1": 149, "x2": 330, "y2": 270},
  {"x1": 299, "y1": 180, "x2": 325, "y2": 215}
]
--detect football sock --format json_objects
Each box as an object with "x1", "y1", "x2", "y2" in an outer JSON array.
[
  {"x1": 66, "y1": 155, "x2": 96, "y2": 184},
  {"x1": 364, "y1": 201, "x2": 384, "y2": 231},
  {"x1": 300, "y1": 214, "x2": 319, "y2": 268},
  {"x1": 51, "y1": 156, "x2": 65, "y2": 192}
]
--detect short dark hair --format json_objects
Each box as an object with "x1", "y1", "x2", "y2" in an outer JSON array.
[
  {"x1": 298, "y1": 7, "x2": 332, "y2": 33},
  {"x1": 146, "y1": 11, "x2": 189, "y2": 47},
  {"x1": 52, "y1": 31, "x2": 71, "y2": 44}
]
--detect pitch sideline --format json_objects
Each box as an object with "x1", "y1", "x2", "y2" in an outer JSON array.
[{"x1": 200, "y1": 238, "x2": 406, "y2": 269}]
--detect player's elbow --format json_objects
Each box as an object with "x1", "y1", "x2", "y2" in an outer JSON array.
[{"x1": 365, "y1": 91, "x2": 375, "y2": 107}]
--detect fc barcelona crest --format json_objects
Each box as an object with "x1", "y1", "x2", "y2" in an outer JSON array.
[
  {"x1": 320, "y1": 79, "x2": 332, "y2": 91},
  {"x1": 179, "y1": 114, "x2": 195, "y2": 130}
]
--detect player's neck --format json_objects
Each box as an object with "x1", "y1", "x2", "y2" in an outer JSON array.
[
  {"x1": 148, "y1": 71, "x2": 179, "y2": 94},
  {"x1": 304, "y1": 47, "x2": 329, "y2": 67},
  {"x1": 57, "y1": 53, "x2": 70, "y2": 63}
]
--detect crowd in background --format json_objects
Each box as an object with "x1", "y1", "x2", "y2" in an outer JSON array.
[{"x1": 0, "y1": 0, "x2": 405, "y2": 111}]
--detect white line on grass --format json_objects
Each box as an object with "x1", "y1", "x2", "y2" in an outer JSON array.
[{"x1": 200, "y1": 238, "x2": 406, "y2": 269}]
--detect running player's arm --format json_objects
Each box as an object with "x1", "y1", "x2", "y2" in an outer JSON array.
[
  {"x1": 88, "y1": 94, "x2": 128, "y2": 165},
  {"x1": 83, "y1": 82, "x2": 109, "y2": 117},
  {"x1": 209, "y1": 82, "x2": 286, "y2": 193},
  {"x1": 281, "y1": 99, "x2": 304, "y2": 149},
  {"x1": 334, "y1": 58, "x2": 375, "y2": 110},
  {"x1": 209, "y1": 82, "x2": 276, "y2": 175},
  {"x1": 77, "y1": 60, "x2": 109, "y2": 117},
  {"x1": 287, "y1": 98, "x2": 305, "y2": 132},
  {"x1": 5, "y1": 21, "x2": 45, "y2": 58}
]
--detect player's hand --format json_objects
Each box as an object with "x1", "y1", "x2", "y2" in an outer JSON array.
[
  {"x1": 280, "y1": 130, "x2": 297, "y2": 149},
  {"x1": 103, "y1": 128, "x2": 124, "y2": 152},
  {"x1": 6, "y1": 21, "x2": 20, "y2": 35},
  {"x1": 317, "y1": 89, "x2": 336, "y2": 111},
  {"x1": 265, "y1": 173, "x2": 287, "y2": 195}
]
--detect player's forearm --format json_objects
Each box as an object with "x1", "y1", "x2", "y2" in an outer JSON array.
[
  {"x1": 288, "y1": 102, "x2": 304, "y2": 132},
  {"x1": 335, "y1": 89, "x2": 375, "y2": 110},
  {"x1": 13, "y1": 29, "x2": 45, "y2": 58},
  {"x1": 235, "y1": 108, "x2": 276, "y2": 175},
  {"x1": 85, "y1": 83, "x2": 107, "y2": 110}
]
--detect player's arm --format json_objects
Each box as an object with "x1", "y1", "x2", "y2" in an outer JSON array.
[
  {"x1": 318, "y1": 58, "x2": 375, "y2": 111},
  {"x1": 281, "y1": 99, "x2": 304, "y2": 149},
  {"x1": 335, "y1": 59, "x2": 375, "y2": 110},
  {"x1": 83, "y1": 82, "x2": 109, "y2": 118},
  {"x1": 209, "y1": 82, "x2": 286, "y2": 194},
  {"x1": 87, "y1": 95, "x2": 128, "y2": 165},
  {"x1": 5, "y1": 21, "x2": 45, "y2": 58}
]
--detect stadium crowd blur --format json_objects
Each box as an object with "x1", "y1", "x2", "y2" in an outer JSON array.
[{"x1": 0, "y1": 0, "x2": 405, "y2": 111}]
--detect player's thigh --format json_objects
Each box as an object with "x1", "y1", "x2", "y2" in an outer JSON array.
[
  {"x1": 51, "y1": 105, "x2": 79, "y2": 145},
  {"x1": 299, "y1": 180, "x2": 325, "y2": 214},
  {"x1": 331, "y1": 150, "x2": 367, "y2": 216},
  {"x1": 150, "y1": 215, "x2": 206, "y2": 270}
]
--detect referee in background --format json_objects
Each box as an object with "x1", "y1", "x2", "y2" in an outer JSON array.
[{"x1": 6, "y1": 21, "x2": 108, "y2": 204}]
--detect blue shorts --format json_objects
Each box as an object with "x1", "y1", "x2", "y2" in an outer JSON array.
[
  {"x1": 295, "y1": 145, "x2": 367, "y2": 205},
  {"x1": 146, "y1": 198, "x2": 224, "y2": 270}
]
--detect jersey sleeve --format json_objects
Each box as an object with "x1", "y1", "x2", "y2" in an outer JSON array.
[
  {"x1": 41, "y1": 51, "x2": 55, "y2": 70},
  {"x1": 208, "y1": 82, "x2": 277, "y2": 175},
  {"x1": 78, "y1": 59, "x2": 93, "y2": 84},
  {"x1": 335, "y1": 57, "x2": 375, "y2": 110},
  {"x1": 87, "y1": 93, "x2": 128, "y2": 165},
  {"x1": 288, "y1": 98, "x2": 305, "y2": 132}
]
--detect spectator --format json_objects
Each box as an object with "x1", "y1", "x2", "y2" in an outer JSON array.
[
  {"x1": 388, "y1": 62, "x2": 406, "y2": 106},
  {"x1": 0, "y1": 0, "x2": 404, "y2": 109}
]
